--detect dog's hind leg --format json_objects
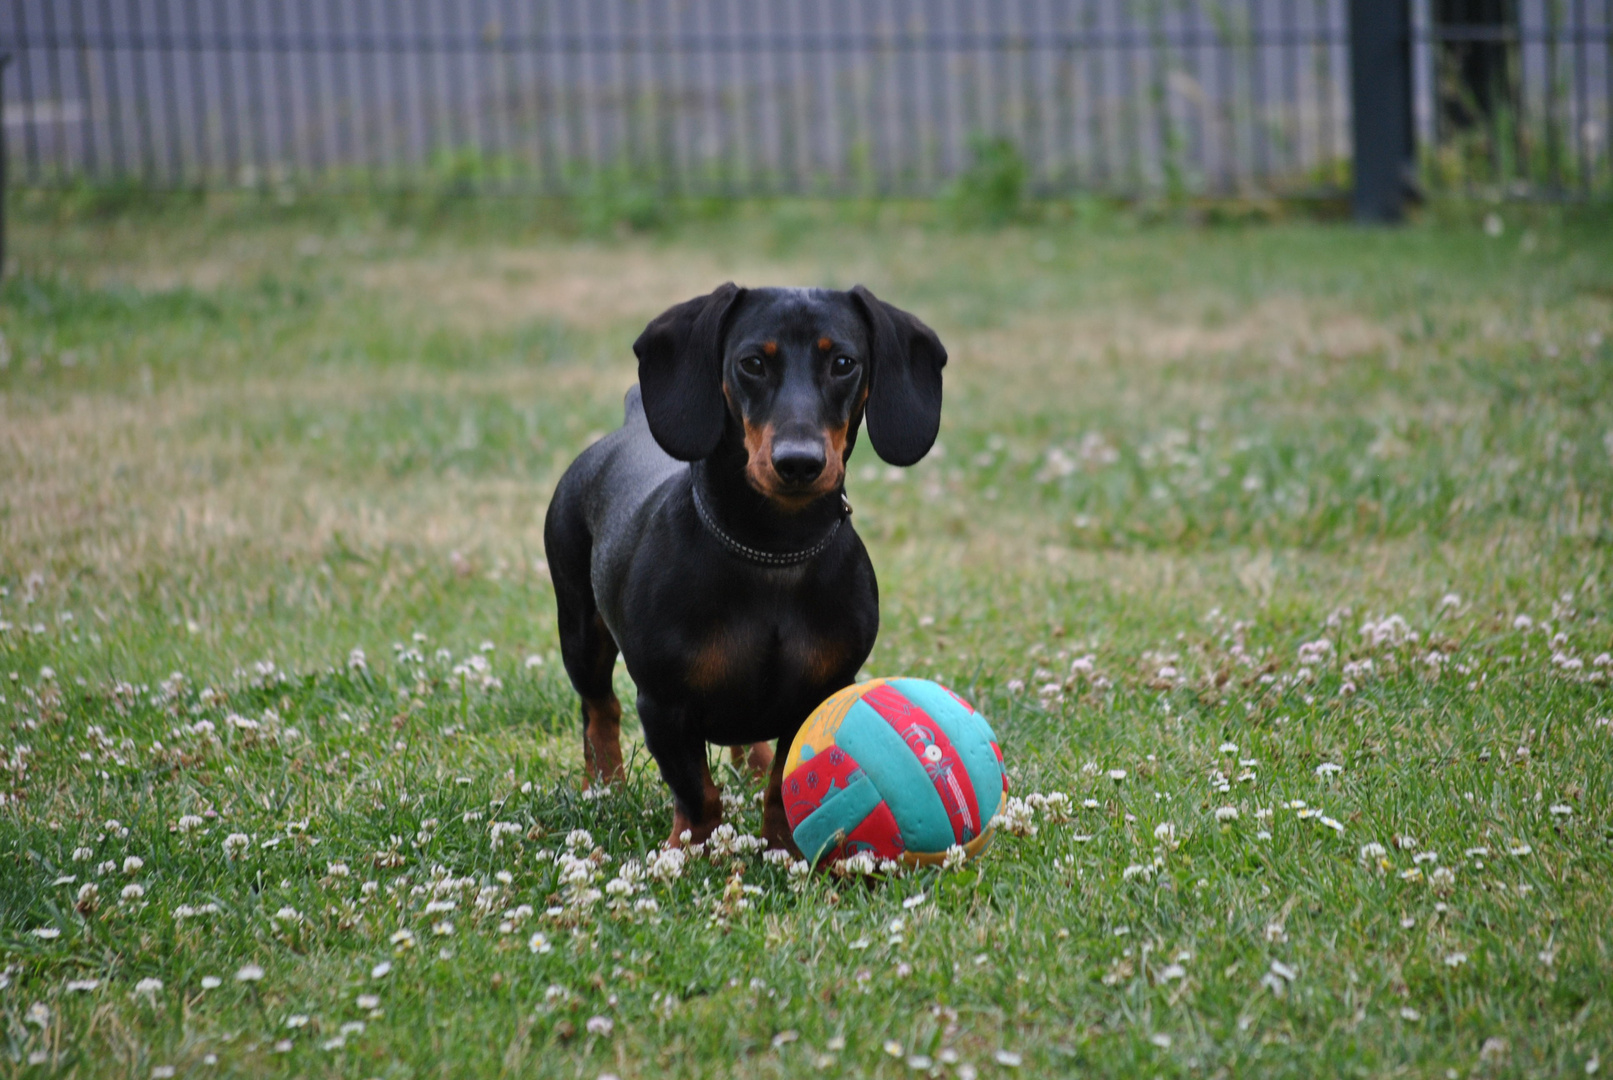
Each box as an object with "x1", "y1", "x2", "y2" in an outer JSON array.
[
  {"x1": 549, "y1": 536, "x2": 625, "y2": 789},
  {"x1": 566, "y1": 611, "x2": 624, "y2": 788},
  {"x1": 730, "y1": 742, "x2": 774, "y2": 778}
]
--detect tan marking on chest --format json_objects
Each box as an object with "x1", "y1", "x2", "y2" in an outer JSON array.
[
  {"x1": 689, "y1": 632, "x2": 739, "y2": 691},
  {"x1": 791, "y1": 635, "x2": 849, "y2": 685}
]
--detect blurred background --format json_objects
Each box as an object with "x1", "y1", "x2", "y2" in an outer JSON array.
[{"x1": 1, "y1": 0, "x2": 1609, "y2": 218}]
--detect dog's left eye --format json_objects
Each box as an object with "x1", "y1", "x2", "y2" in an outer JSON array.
[{"x1": 831, "y1": 356, "x2": 859, "y2": 377}]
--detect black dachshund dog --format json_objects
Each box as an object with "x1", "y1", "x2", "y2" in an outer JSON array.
[{"x1": 544, "y1": 284, "x2": 946, "y2": 850}]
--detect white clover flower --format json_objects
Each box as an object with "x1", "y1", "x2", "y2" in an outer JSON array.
[
  {"x1": 133, "y1": 977, "x2": 164, "y2": 998},
  {"x1": 121, "y1": 883, "x2": 145, "y2": 902},
  {"x1": 992, "y1": 796, "x2": 1037, "y2": 838},
  {"x1": 648, "y1": 847, "x2": 687, "y2": 882},
  {"x1": 1107, "y1": 769, "x2": 1127, "y2": 782},
  {"x1": 1153, "y1": 822, "x2": 1176, "y2": 843},
  {"x1": 1315, "y1": 762, "x2": 1342, "y2": 777},
  {"x1": 942, "y1": 844, "x2": 968, "y2": 871},
  {"x1": 235, "y1": 964, "x2": 264, "y2": 982},
  {"x1": 1214, "y1": 806, "x2": 1239, "y2": 822},
  {"x1": 370, "y1": 961, "x2": 392, "y2": 979},
  {"x1": 565, "y1": 829, "x2": 594, "y2": 851},
  {"x1": 1297, "y1": 638, "x2": 1333, "y2": 665},
  {"x1": 223, "y1": 833, "x2": 250, "y2": 858},
  {"x1": 1549, "y1": 804, "x2": 1573, "y2": 817},
  {"x1": 585, "y1": 1015, "x2": 614, "y2": 1037},
  {"x1": 1121, "y1": 863, "x2": 1153, "y2": 882},
  {"x1": 390, "y1": 929, "x2": 416, "y2": 949},
  {"x1": 72, "y1": 846, "x2": 93, "y2": 861},
  {"x1": 123, "y1": 856, "x2": 144, "y2": 874},
  {"x1": 1444, "y1": 952, "x2": 1468, "y2": 967},
  {"x1": 65, "y1": 979, "x2": 100, "y2": 992},
  {"x1": 1359, "y1": 842, "x2": 1388, "y2": 862},
  {"x1": 1026, "y1": 791, "x2": 1074, "y2": 823},
  {"x1": 176, "y1": 815, "x2": 204, "y2": 833},
  {"x1": 200, "y1": 976, "x2": 221, "y2": 989},
  {"x1": 31, "y1": 926, "x2": 61, "y2": 940}
]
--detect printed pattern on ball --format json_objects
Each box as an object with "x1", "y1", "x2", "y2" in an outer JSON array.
[{"x1": 782, "y1": 678, "x2": 1007, "y2": 866}]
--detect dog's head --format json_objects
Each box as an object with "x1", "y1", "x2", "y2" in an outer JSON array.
[{"x1": 634, "y1": 285, "x2": 946, "y2": 509}]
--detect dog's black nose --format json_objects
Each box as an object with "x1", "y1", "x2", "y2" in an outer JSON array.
[{"x1": 772, "y1": 440, "x2": 826, "y2": 485}]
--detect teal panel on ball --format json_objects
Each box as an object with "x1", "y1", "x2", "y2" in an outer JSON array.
[
  {"x1": 792, "y1": 772, "x2": 882, "y2": 863},
  {"x1": 835, "y1": 698, "x2": 954, "y2": 853},
  {"x1": 889, "y1": 678, "x2": 1005, "y2": 828}
]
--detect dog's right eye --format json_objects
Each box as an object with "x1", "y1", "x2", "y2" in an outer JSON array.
[{"x1": 738, "y1": 356, "x2": 765, "y2": 377}]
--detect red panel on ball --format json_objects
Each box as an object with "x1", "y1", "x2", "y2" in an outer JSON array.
[
  {"x1": 782, "y1": 744, "x2": 865, "y2": 831},
  {"x1": 824, "y1": 798, "x2": 904, "y2": 863},
  {"x1": 862, "y1": 683, "x2": 984, "y2": 845}
]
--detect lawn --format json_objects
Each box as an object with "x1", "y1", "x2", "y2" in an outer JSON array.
[{"x1": 2, "y1": 196, "x2": 1611, "y2": 1079}]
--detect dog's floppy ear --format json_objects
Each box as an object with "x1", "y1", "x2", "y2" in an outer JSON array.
[
  {"x1": 850, "y1": 285, "x2": 947, "y2": 466},
  {"x1": 634, "y1": 283, "x2": 745, "y2": 462}
]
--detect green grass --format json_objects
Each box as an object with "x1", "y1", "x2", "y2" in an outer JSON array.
[{"x1": 2, "y1": 195, "x2": 1612, "y2": 1079}]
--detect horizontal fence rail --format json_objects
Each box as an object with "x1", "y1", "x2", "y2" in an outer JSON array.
[{"x1": 0, "y1": 0, "x2": 1608, "y2": 199}]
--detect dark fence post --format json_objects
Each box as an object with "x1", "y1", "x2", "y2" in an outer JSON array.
[
  {"x1": 1, "y1": 53, "x2": 9, "y2": 281},
  {"x1": 1349, "y1": 0, "x2": 1416, "y2": 222}
]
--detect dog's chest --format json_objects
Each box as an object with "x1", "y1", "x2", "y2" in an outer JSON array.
[{"x1": 676, "y1": 605, "x2": 871, "y2": 737}]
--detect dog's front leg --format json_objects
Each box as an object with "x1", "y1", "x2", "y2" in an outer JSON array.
[
  {"x1": 639, "y1": 694, "x2": 723, "y2": 847},
  {"x1": 760, "y1": 742, "x2": 804, "y2": 859}
]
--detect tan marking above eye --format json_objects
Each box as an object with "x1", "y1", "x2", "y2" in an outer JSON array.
[
  {"x1": 818, "y1": 337, "x2": 833, "y2": 351},
  {"x1": 762, "y1": 341, "x2": 778, "y2": 357}
]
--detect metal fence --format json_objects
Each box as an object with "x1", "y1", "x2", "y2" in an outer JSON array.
[{"x1": 1, "y1": 0, "x2": 1609, "y2": 199}]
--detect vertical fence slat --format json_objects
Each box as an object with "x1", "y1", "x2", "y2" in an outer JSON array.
[
  {"x1": 39, "y1": 0, "x2": 70, "y2": 181},
  {"x1": 14, "y1": 0, "x2": 39, "y2": 183}
]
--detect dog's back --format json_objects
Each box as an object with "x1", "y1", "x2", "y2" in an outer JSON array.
[{"x1": 544, "y1": 385, "x2": 679, "y2": 646}]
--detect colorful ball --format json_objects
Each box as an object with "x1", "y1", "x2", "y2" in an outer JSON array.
[{"x1": 782, "y1": 678, "x2": 1007, "y2": 867}]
